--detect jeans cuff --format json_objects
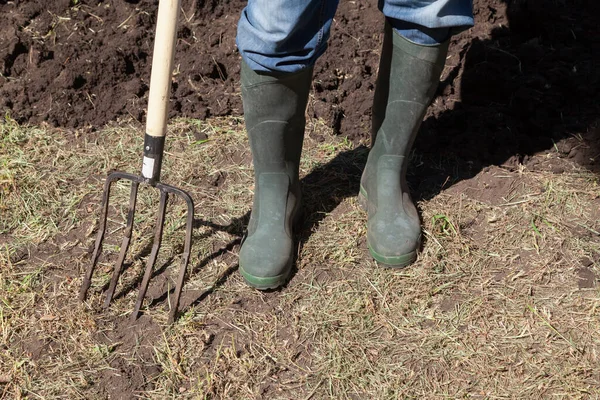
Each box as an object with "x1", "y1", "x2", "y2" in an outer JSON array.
[{"x1": 388, "y1": 19, "x2": 451, "y2": 46}]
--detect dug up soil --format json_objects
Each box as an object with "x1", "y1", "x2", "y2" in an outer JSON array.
[{"x1": 1, "y1": 0, "x2": 599, "y2": 175}]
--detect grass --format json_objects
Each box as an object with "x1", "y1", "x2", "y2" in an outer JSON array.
[{"x1": 0, "y1": 115, "x2": 599, "y2": 399}]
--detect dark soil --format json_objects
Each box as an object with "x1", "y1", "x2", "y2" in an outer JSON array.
[{"x1": 1, "y1": 0, "x2": 599, "y2": 176}]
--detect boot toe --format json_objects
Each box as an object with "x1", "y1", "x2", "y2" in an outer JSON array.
[
  {"x1": 239, "y1": 234, "x2": 293, "y2": 290},
  {"x1": 367, "y1": 216, "x2": 421, "y2": 268}
]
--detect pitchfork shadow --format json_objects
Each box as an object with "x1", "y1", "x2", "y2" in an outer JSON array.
[{"x1": 96, "y1": 240, "x2": 172, "y2": 303}]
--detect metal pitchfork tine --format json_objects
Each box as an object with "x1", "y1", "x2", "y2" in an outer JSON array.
[{"x1": 79, "y1": 0, "x2": 193, "y2": 324}]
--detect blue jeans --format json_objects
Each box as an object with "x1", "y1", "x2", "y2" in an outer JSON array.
[{"x1": 237, "y1": 0, "x2": 473, "y2": 73}]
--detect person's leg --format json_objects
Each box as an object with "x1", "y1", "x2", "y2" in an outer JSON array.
[
  {"x1": 380, "y1": 0, "x2": 474, "y2": 45},
  {"x1": 361, "y1": 0, "x2": 473, "y2": 267},
  {"x1": 237, "y1": 0, "x2": 339, "y2": 289},
  {"x1": 237, "y1": 0, "x2": 340, "y2": 73}
]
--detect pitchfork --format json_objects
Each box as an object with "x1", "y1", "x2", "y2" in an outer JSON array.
[{"x1": 79, "y1": 0, "x2": 194, "y2": 324}]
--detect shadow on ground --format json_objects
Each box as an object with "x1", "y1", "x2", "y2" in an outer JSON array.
[
  {"x1": 414, "y1": 0, "x2": 599, "y2": 201},
  {"x1": 140, "y1": 0, "x2": 599, "y2": 319}
]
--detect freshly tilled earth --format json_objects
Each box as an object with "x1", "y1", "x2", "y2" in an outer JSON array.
[{"x1": 1, "y1": 0, "x2": 598, "y2": 173}]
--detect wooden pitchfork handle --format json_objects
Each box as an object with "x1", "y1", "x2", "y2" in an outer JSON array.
[{"x1": 142, "y1": 0, "x2": 181, "y2": 184}]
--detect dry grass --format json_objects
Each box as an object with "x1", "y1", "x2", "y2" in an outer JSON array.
[{"x1": 1, "y1": 115, "x2": 599, "y2": 399}]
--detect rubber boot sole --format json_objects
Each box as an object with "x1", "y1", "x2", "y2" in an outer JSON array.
[
  {"x1": 240, "y1": 264, "x2": 292, "y2": 290},
  {"x1": 358, "y1": 187, "x2": 418, "y2": 268}
]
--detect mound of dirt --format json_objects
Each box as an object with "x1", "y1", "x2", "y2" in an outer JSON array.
[{"x1": 1, "y1": 0, "x2": 599, "y2": 171}]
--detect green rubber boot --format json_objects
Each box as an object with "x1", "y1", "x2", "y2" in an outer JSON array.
[
  {"x1": 359, "y1": 23, "x2": 449, "y2": 267},
  {"x1": 238, "y1": 61, "x2": 312, "y2": 289}
]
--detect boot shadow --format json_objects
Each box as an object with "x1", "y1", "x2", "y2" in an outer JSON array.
[{"x1": 163, "y1": 145, "x2": 369, "y2": 317}]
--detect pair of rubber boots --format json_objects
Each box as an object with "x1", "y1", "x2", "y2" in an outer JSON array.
[{"x1": 239, "y1": 25, "x2": 449, "y2": 289}]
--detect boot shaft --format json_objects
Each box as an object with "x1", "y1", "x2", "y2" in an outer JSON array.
[
  {"x1": 241, "y1": 61, "x2": 313, "y2": 180},
  {"x1": 372, "y1": 22, "x2": 449, "y2": 155}
]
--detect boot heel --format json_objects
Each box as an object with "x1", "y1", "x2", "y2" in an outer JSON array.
[
  {"x1": 292, "y1": 203, "x2": 304, "y2": 231},
  {"x1": 358, "y1": 186, "x2": 368, "y2": 211}
]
